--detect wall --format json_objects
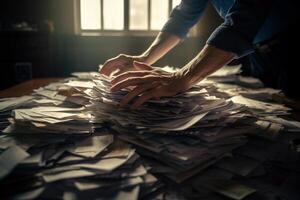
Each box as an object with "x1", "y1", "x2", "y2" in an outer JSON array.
[
  {"x1": 0, "y1": 0, "x2": 75, "y2": 34},
  {"x1": 50, "y1": 35, "x2": 208, "y2": 77}
]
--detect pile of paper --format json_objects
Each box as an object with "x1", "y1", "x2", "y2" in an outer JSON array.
[
  {"x1": 0, "y1": 82, "x2": 96, "y2": 134},
  {"x1": 0, "y1": 96, "x2": 34, "y2": 131},
  {"x1": 0, "y1": 132, "x2": 160, "y2": 199},
  {"x1": 65, "y1": 67, "x2": 294, "y2": 183},
  {"x1": 1, "y1": 65, "x2": 299, "y2": 200}
]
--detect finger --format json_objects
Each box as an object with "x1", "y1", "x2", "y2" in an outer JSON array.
[
  {"x1": 133, "y1": 61, "x2": 153, "y2": 71},
  {"x1": 110, "y1": 69, "x2": 121, "y2": 78},
  {"x1": 120, "y1": 82, "x2": 159, "y2": 107},
  {"x1": 110, "y1": 75, "x2": 161, "y2": 92},
  {"x1": 111, "y1": 71, "x2": 158, "y2": 85},
  {"x1": 100, "y1": 59, "x2": 123, "y2": 76},
  {"x1": 100, "y1": 55, "x2": 130, "y2": 76},
  {"x1": 113, "y1": 61, "x2": 150, "y2": 76},
  {"x1": 98, "y1": 64, "x2": 103, "y2": 72},
  {"x1": 112, "y1": 67, "x2": 134, "y2": 76},
  {"x1": 132, "y1": 89, "x2": 159, "y2": 108}
]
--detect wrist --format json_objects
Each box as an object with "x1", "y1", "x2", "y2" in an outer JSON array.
[
  {"x1": 133, "y1": 54, "x2": 149, "y2": 64},
  {"x1": 176, "y1": 65, "x2": 205, "y2": 88},
  {"x1": 173, "y1": 70, "x2": 195, "y2": 91}
]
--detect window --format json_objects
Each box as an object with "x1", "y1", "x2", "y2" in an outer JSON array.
[{"x1": 77, "y1": 0, "x2": 181, "y2": 34}]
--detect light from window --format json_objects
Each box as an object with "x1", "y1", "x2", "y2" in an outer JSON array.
[
  {"x1": 80, "y1": 0, "x2": 101, "y2": 30},
  {"x1": 150, "y1": 0, "x2": 169, "y2": 30},
  {"x1": 129, "y1": 0, "x2": 148, "y2": 30},
  {"x1": 103, "y1": 0, "x2": 124, "y2": 30},
  {"x1": 79, "y1": 0, "x2": 182, "y2": 32},
  {"x1": 172, "y1": 0, "x2": 181, "y2": 8}
]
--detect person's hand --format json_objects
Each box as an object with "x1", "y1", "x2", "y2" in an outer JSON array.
[
  {"x1": 99, "y1": 54, "x2": 146, "y2": 77},
  {"x1": 110, "y1": 61, "x2": 192, "y2": 108}
]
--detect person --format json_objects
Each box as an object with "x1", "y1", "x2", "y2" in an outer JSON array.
[{"x1": 100, "y1": 0, "x2": 293, "y2": 108}]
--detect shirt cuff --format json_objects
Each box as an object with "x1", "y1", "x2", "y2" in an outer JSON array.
[
  {"x1": 206, "y1": 25, "x2": 255, "y2": 58},
  {"x1": 161, "y1": 20, "x2": 188, "y2": 39},
  {"x1": 161, "y1": 9, "x2": 193, "y2": 39}
]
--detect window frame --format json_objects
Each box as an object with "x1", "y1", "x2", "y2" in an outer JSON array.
[{"x1": 75, "y1": 0, "x2": 178, "y2": 36}]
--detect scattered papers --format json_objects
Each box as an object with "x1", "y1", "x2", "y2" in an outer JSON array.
[
  {"x1": 0, "y1": 96, "x2": 33, "y2": 112},
  {"x1": 0, "y1": 133, "x2": 159, "y2": 199},
  {"x1": 68, "y1": 135, "x2": 114, "y2": 157},
  {"x1": 203, "y1": 180, "x2": 256, "y2": 200},
  {"x1": 0, "y1": 145, "x2": 29, "y2": 180},
  {"x1": 0, "y1": 65, "x2": 299, "y2": 199}
]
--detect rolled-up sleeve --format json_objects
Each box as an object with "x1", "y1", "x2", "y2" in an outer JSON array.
[
  {"x1": 162, "y1": 0, "x2": 209, "y2": 39},
  {"x1": 207, "y1": 0, "x2": 272, "y2": 58}
]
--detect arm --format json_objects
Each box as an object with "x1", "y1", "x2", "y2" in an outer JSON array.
[
  {"x1": 207, "y1": 0, "x2": 272, "y2": 58},
  {"x1": 99, "y1": 32, "x2": 180, "y2": 76},
  {"x1": 100, "y1": 0, "x2": 209, "y2": 76},
  {"x1": 143, "y1": 0, "x2": 210, "y2": 64},
  {"x1": 140, "y1": 32, "x2": 181, "y2": 65},
  {"x1": 110, "y1": 0, "x2": 274, "y2": 107},
  {"x1": 177, "y1": 45, "x2": 235, "y2": 88},
  {"x1": 181, "y1": 0, "x2": 273, "y2": 86},
  {"x1": 111, "y1": 45, "x2": 234, "y2": 108}
]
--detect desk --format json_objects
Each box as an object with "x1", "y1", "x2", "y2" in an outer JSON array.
[{"x1": 0, "y1": 78, "x2": 62, "y2": 98}]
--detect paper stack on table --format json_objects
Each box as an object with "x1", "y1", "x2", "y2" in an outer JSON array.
[
  {"x1": 0, "y1": 82, "x2": 96, "y2": 134},
  {"x1": 66, "y1": 66, "x2": 296, "y2": 183},
  {"x1": 0, "y1": 132, "x2": 160, "y2": 199},
  {"x1": 0, "y1": 65, "x2": 299, "y2": 200},
  {"x1": 66, "y1": 69, "x2": 252, "y2": 182}
]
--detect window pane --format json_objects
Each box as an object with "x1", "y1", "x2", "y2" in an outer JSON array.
[
  {"x1": 103, "y1": 0, "x2": 124, "y2": 30},
  {"x1": 80, "y1": 0, "x2": 101, "y2": 30},
  {"x1": 150, "y1": 0, "x2": 169, "y2": 30},
  {"x1": 129, "y1": 0, "x2": 148, "y2": 30},
  {"x1": 172, "y1": 0, "x2": 181, "y2": 8}
]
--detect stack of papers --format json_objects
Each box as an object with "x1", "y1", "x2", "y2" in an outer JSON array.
[
  {"x1": 1, "y1": 65, "x2": 299, "y2": 199},
  {"x1": 64, "y1": 66, "x2": 296, "y2": 183},
  {"x1": 0, "y1": 96, "x2": 34, "y2": 131},
  {"x1": 1, "y1": 84, "x2": 95, "y2": 134},
  {"x1": 0, "y1": 133, "x2": 160, "y2": 199}
]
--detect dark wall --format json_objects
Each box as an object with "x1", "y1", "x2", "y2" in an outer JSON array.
[
  {"x1": 50, "y1": 35, "x2": 207, "y2": 76},
  {"x1": 0, "y1": 0, "x2": 75, "y2": 34}
]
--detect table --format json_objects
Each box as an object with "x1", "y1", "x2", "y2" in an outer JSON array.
[{"x1": 0, "y1": 78, "x2": 62, "y2": 98}]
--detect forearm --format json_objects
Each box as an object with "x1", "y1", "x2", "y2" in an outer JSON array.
[
  {"x1": 140, "y1": 32, "x2": 181, "y2": 65},
  {"x1": 178, "y1": 45, "x2": 235, "y2": 88}
]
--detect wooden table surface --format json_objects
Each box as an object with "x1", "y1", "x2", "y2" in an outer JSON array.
[{"x1": 0, "y1": 78, "x2": 62, "y2": 98}]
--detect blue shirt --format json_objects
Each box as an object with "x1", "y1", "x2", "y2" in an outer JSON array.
[{"x1": 162, "y1": 0, "x2": 289, "y2": 58}]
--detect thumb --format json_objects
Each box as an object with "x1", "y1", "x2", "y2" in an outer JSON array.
[{"x1": 133, "y1": 61, "x2": 153, "y2": 71}]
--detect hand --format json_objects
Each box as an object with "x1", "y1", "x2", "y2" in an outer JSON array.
[
  {"x1": 110, "y1": 61, "x2": 191, "y2": 108},
  {"x1": 99, "y1": 54, "x2": 146, "y2": 77}
]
